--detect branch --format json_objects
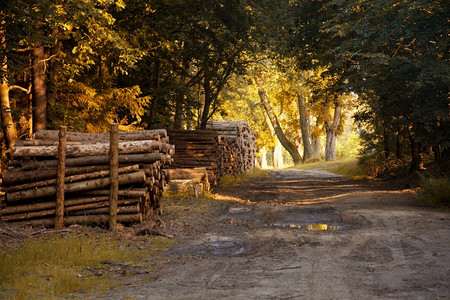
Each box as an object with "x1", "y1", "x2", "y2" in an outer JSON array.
[{"x1": 10, "y1": 83, "x2": 32, "y2": 94}]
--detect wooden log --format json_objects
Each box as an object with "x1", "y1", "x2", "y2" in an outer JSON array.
[
  {"x1": 1, "y1": 201, "x2": 141, "y2": 221},
  {"x1": 109, "y1": 123, "x2": 119, "y2": 230},
  {"x1": 169, "y1": 168, "x2": 208, "y2": 182},
  {"x1": 1, "y1": 165, "x2": 110, "y2": 185},
  {"x1": 9, "y1": 213, "x2": 143, "y2": 227},
  {"x1": 3, "y1": 165, "x2": 140, "y2": 192},
  {"x1": 10, "y1": 152, "x2": 166, "y2": 170},
  {"x1": 78, "y1": 189, "x2": 147, "y2": 198},
  {"x1": 71, "y1": 204, "x2": 139, "y2": 216},
  {"x1": 55, "y1": 126, "x2": 66, "y2": 228},
  {"x1": 33, "y1": 129, "x2": 167, "y2": 141},
  {"x1": 1, "y1": 197, "x2": 140, "y2": 215},
  {"x1": 6, "y1": 171, "x2": 146, "y2": 202},
  {"x1": 11, "y1": 140, "x2": 163, "y2": 158}
]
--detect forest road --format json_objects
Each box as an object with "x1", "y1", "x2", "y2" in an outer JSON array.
[{"x1": 103, "y1": 168, "x2": 450, "y2": 299}]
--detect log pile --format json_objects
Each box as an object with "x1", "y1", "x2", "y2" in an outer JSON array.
[
  {"x1": 206, "y1": 120, "x2": 257, "y2": 175},
  {"x1": 167, "y1": 121, "x2": 257, "y2": 185},
  {"x1": 0, "y1": 129, "x2": 174, "y2": 227},
  {"x1": 168, "y1": 130, "x2": 220, "y2": 185},
  {"x1": 166, "y1": 167, "x2": 210, "y2": 197}
]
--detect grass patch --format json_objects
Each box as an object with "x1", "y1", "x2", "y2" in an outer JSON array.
[
  {"x1": 325, "y1": 160, "x2": 367, "y2": 178},
  {"x1": 0, "y1": 229, "x2": 172, "y2": 299},
  {"x1": 219, "y1": 168, "x2": 269, "y2": 187},
  {"x1": 418, "y1": 174, "x2": 450, "y2": 208}
]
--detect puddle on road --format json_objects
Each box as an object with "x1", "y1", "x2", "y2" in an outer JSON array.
[
  {"x1": 220, "y1": 206, "x2": 347, "y2": 231},
  {"x1": 270, "y1": 222, "x2": 345, "y2": 231}
]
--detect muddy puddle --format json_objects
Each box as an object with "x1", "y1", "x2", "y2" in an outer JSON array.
[{"x1": 220, "y1": 205, "x2": 347, "y2": 231}]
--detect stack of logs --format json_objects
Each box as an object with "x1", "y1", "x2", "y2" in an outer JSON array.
[
  {"x1": 206, "y1": 120, "x2": 257, "y2": 176},
  {"x1": 167, "y1": 121, "x2": 257, "y2": 186},
  {"x1": 0, "y1": 129, "x2": 174, "y2": 227},
  {"x1": 168, "y1": 130, "x2": 220, "y2": 185}
]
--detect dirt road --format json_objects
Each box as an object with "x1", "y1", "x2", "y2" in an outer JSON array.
[{"x1": 104, "y1": 169, "x2": 450, "y2": 299}]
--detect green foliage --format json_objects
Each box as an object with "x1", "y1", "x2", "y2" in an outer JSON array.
[{"x1": 418, "y1": 174, "x2": 450, "y2": 208}]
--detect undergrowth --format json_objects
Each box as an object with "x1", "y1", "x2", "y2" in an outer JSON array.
[
  {"x1": 0, "y1": 229, "x2": 172, "y2": 299},
  {"x1": 418, "y1": 173, "x2": 450, "y2": 208}
]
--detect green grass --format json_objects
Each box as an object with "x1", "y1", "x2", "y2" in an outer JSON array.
[
  {"x1": 418, "y1": 174, "x2": 450, "y2": 208},
  {"x1": 0, "y1": 230, "x2": 173, "y2": 299}
]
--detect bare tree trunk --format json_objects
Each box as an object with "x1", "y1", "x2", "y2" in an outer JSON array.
[
  {"x1": 200, "y1": 80, "x2": 212, "y2": 129},
  {"x1": 32, "y1": 44, "x2": 47, "y2": 132},
  {"x1": 272, "y1": 139, "x2": 284, "y2": 168},
  {"x1": 396, "y1": 124, "x2": 404, "y2": 159},
  {"x1": 408, "y1": 125, "x2": 424, "y2": 172},
  {"x1": 297, "y1": 92, "x2": 314, "y2": 162},
  {"x1": 325, "y1": 103, "x2": 342, "y2": 161},
  {"x1": 47, "y1": 36, "x2": 61, "y2": 104},
  {"x1": 148, "y1": 61, "x2": 160, "y2": 128},
  {"x1": 173, "y1": 93, "x2": 184, "y2": 129},
  {"x1": 258, "y1": 88, "x2": 302, "y2": 164},
  {"x1": 259, "y1": 147, "x2": 268, "y2": 169},
  {"x1": 383, "y1": 126, "x2": 390, "y2": 159}
]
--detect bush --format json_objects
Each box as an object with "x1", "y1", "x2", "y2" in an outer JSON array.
[{"x1": 418, "y1": 175, "x2": 450, "y2": 207}]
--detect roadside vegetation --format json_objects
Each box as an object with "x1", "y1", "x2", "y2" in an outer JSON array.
[{"x1": 0, "y1": 228, "x2": 173, "y2": 299}]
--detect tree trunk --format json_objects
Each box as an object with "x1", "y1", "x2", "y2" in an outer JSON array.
[
  {"x1": 259, "y1": 147, "x2": 268, "y2": 169},
  {"x1": 396, "y1": 124, "x2": 404, "y2": 159},
  {"x1": 1, "y1": 28, "x2": 16, "y2": 149},
  {"x1": 272, "y1": 139, "x2": 284, "y2": 168},
  {"x1": 297, "y1": 92, "x2": 314, "y2": 162},
  {"x1": 0, "y1": 81, "x2": 16, "y2": 148},
  {"x1": 312, "y1": 135, "x2": 322, "y2": 160},
  {"x1": 148, "y1": 61, "x2": 160, "y2": 128},
  {"x1": 408, "y1": 125, "x2": 424, "y2": 172},
  {"x1": 325, "y1": 103, "x2": 342, "y2": 161},
  {"x1": 47, "y1": 36, "x2": 62, "y2": 104},
  {"x1": 173, "y1": 93, "x2": 184, "y2": 129},
  {"x1": 32, "y1": 44, "x2": 47, "y2": 132},
  {"x1": 383, "y1": 126, "x2": 390, "y2": 159},
  {"x1": 200, "y1": 79, "x2": 212, "y2": 129},
  {"x1": 258, "y1": 88, "x2": 302, "y2": 164}
]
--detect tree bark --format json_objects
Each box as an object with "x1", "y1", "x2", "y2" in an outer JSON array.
[
  {"x1": 173, "y1": 93, "x2": 184, "y2": 129},
  {"x1": 272, "y1": 139, "x2": 284, "y2": 168},
  {"x1": 408, "y1": 125, "x2": 424, "y2": 172},
  {"x1": 325, "y1": 103, "x2": 342, "y2": 161},
  {"x1": 32, "y1": 44, "x2": 47, "y2": 132},
  {"x1": 383, "y1": 126, "x2": 390, "y2": 159},
  {"x1": 297, "y1": 92, "x2": 314, "y2": 162},
  {"x1": 55, "y1": 126, "x2": 66, "y2": 228},
  {"x1": 109, "y1": 123, "x2": 119, "y2": 230},
  {"x1": 259, "y1": 147, "x2": 268, "y2": 169},
  {"x1": 396, "y1": 124, "x2": 404, "y2": 159},
  {"x1": 258, "y1": 88, "x2": 302, "y2": 164},
  {"x1": 200, "y1": 79, "x2": 212, "y2": 129}
]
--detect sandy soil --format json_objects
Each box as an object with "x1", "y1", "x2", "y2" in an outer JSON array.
[{"x1": 102, "y1": 168, "x2": 450, "y2": 299}]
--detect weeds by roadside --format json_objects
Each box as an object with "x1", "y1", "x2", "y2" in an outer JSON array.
[
  {"x1": 418, "y1": 174, "x2": 450, "y2": 208},
  {"x1": 0, "y1": 226, "x2": 173, "y2": 299}
]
